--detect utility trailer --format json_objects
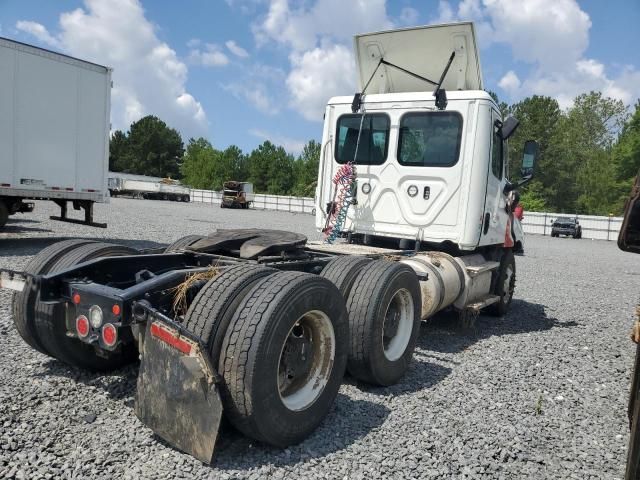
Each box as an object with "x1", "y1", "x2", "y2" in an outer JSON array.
[
  {"x1": 0, "y1": 37, "x2": 111, "y2": 228},
  {"x1": 220, "y1": 181, "x2": 254, "y2": 208},
  {"x1": 0, "y1": 23, "x2": 539, "y2": 462},
  {"x1": 108, "y1": 175, "x2": 191, "y2": 202}
]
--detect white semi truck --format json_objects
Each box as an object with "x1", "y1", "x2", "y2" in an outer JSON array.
[
  {"x1": 0, "y1": 23, "x2": 537, "y2": 463},
  {"x1": 0, "y1": 37, "x2": 111, "y2": 228}
]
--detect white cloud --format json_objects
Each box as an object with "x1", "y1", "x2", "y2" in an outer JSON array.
[
  {"x1": 253, "y1": 0, "x2": 392, "y2": 52},
  {"x1": 224, "y1": 83, "x2": 279, "y2": 114},
  {"x1": 189, "y1": 43, "x2": 230, "y2": 66},
  {"x1": 225, "y1": 40, "x2": 249, "y2": 58},
  {"x1": 287, "y1": 43, "x2": 355, "y2": 121},
  {"x1": 16, "y1": 20, "x2": 62, "y2": 48},
  {"x1": 249, "y1": 128, "x2": 306, "y2": 154},
  {"x1": 498, "y1": 70, "x2": 520, "y2": 96},
  {"x1": 16, "y1": 0, "x2": 207, "y2": 138},
  {"x1": 224, "y1": 63, "x2": 286, "y2": 114},
  {"x1": 252, "y1": 0, "x2": 390, "y2": 121},
  {"x1": 436, "y1": 0, "x2": 639, "y2": 107},
  {"x1": 186, "y1": 38, "x2": 201, "y2": 48}
]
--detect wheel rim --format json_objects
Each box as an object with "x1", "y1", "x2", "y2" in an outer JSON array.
[
  {"x1": 382, "y1": 288, "x2": 414, "y2": 361},
  {"x1": 277, "y1": 310, "x2": 335, "y2": 411}
]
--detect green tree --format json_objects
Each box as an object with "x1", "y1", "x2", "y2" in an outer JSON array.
[
  {"x1": 123, "y1": 116, "x2": 184, "y2": 178},
  {"x1": 109, "y1": 130, "x2": 128, "y2": 172},
  {"x1": 180, "y1": 137, "x2": 218, "y2": 189},
  {"x1": 292, "y1": 140, "x2": 321, "y2": 196},
  {"x1": 508, "y1": 96, "x2": 566, "y2": 209}
]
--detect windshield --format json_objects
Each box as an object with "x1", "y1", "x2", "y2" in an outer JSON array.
[{"x1": 556, "y1": 217, "x2": 575, "y2": 223}]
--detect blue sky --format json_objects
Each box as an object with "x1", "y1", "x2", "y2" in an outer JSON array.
[{"x1": 1, "y1": 0, "x2": 639, "y2": 155}]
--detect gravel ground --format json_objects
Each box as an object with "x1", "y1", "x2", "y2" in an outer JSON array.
[{"x1": 0, "y1": 198, "x2": 639, "y2": 479}]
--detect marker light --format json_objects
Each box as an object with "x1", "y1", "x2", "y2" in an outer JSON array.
[
  {"x1": 112, "y1": 304, "x2": 121, "y2": 316},
  {"x1": 72, "y1": 293, "x2": 81, "y2": 305},
  {"x1": 407, "y1": 185, "x2": 418, "y2": 197},
  {"x1": 89, "y1": 305, "x2": 103, "y2": 328},
  {"x1": 76, "y1": 315, "x2": 89, "y2": 338},
  {"x1": 102, "y1": 324, "x2": 117, "y2": 347}
]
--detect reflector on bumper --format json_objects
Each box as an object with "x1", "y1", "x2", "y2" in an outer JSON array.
[{"x1": 135, "y1": 319, "x2": 222, "y2": 464}]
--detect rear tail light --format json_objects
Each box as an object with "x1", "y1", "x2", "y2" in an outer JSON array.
[
  {"x1": 111, "y1": 304, "x2": 121, "y2": 316},
  {"x1": 76, "y1": 315, "x2": 90, "y2": 338},
  {"x1": 102, "y1": 324, "x2": 117, "y2": 347}
]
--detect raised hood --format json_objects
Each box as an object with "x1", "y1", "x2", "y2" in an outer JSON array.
[{"x1": 354, "y1": 22, "x2": 483, "y2": 94}]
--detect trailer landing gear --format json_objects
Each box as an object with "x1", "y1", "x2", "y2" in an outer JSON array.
[{"x1": 50, "y1": 199, "x2": 107, "y2": 228}]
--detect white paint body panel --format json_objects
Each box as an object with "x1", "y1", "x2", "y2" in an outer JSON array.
[{"x1": 0, "y1": 37, "x2": 110, "y2": 202}]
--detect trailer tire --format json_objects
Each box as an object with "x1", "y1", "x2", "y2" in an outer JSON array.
[
  {"x1": 345, "y1": 260, "x2": 421, "y2": 386},
  {"x1": 219, "y1": 271, "x2": 348, "y2": 447},
  {"x1": 320, "y1": 255, "x2": 371, "y2": 298},
  {"x1": 0, "y1": 200, "x2": 8, "y2": 228},
  {"x1": 487, "y1": 249, "x2": 516, "y2": 317},
  {"x1": 164, "y1": 235, "x2": 205, "y2": 252},
  {"x1": 34, "y1": 242, "x2": 139, "y2": 371},
  {"x1": 183, "y1": 264, "x2": 276, "y2": 365},
  {"x1": 12, "y1": 239, "x2": 96, "y2": 354}
]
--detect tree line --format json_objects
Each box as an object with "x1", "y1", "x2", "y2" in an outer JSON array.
[
  {"x1": 108, "y1": 116, "x2": 319, "y2": 197},
  {"x1": 109, "y1": 90, "x2": 639, "y2": 215},
  {"x1": 493, "y1": 91, "x2": 639, "y2": 216}
]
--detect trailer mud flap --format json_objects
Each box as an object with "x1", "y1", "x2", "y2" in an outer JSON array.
[{"x1": 135, "y1": 320, "x2": 222, "y2": 464}]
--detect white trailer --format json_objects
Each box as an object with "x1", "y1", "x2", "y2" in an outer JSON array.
[
  {"x1": 0, "y1": 37, "x2": 111, "y2": 228},
  {"x1": 108, "y1": 174, "x2": 191, "y2": 202}
]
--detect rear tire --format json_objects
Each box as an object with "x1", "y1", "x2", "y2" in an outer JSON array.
[
  {"x1": 183, "y1": 264, "x2": 277, "y2": 365},
  {"x1": 34, "y1": 243, "x2": 139, "y2": 371},
  {"x1": 12, "y1": 239, "x2": 95, "y2": 354},
  {"x1": 345, "y1": 260, "x2": 421, "y2": 386},
  {"x1": 487, "y1": 249, "x2": 516, "y2": 317},
  {"x1": 164, "y1": 235, "x2": 205, "y2": 252},
  {"x1": 0, "y1": 200, "x2": 8, "y2": 228},
  {"x1": 320, "y1": 255, "x2": 371, "y2": 298},
  {"x1": 219, "y1": 271, "x2": 348, "y2": 447}
]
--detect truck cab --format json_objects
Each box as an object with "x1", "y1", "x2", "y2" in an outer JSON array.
[{"x1": 315, "y1": 22, "x2": 534, "y2": 254}]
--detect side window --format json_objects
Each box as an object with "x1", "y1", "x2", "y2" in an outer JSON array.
[
  {"x1": 335, "y1": 114, "x2": 390, "y2": 165},
  {"x1": 491, "y1": 124, "x2": 503, "y2": 180}
]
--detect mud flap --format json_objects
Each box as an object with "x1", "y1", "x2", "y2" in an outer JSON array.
[{"x1": 135, "y1": 319, "x2": 222, "y2": 464}]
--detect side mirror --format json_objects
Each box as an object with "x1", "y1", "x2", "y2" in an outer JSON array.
[
  {"x1": 618, "y1": 172, "x2": 640, "y2": 254},
  {"x1": 500, "y1": 116, "x2": 520, "y2": 140}
]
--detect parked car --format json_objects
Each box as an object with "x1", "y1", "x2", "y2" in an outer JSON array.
[{"x1": 551, "y1": 216, "x2": 582, "y2": 238}]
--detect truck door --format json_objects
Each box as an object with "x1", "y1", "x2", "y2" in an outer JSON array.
[{"x1": 479, "y1": 109, "x2": 508, "y2": 246}]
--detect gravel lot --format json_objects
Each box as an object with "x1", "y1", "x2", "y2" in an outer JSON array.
[{"x1": 1, "y1": 198, "x2": 639, "y2": 479}]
